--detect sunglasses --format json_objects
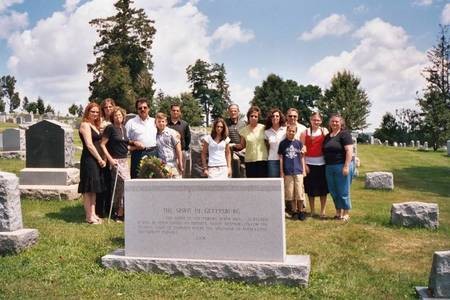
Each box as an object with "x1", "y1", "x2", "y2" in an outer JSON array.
[
  {"x1": 288, "y1": 115, "x2": 298, "y2": 118},
  {"x1": 138, "y1": 106, "x2": 148, "y2": 111}
]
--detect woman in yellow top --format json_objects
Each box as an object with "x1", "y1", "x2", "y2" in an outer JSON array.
[{"x1": 235, "y1": 106, "x2": 268, "y2": 177}]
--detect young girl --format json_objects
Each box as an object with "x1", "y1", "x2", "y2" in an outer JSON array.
[{"x1": 201, "y1": 118, "x2": 231, "y2": 178}]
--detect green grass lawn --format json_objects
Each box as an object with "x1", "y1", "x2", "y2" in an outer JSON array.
[{"x1": 0, "y1": 145, "x2": 449, "y2": 299}]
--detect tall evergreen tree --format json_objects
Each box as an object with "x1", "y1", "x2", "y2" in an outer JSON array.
[
  {"x1": 417, "y1": 25, "x2": 450, "y2": 150},
  {"x1": 22, "y1": 96, "x2": 29, "y2": 111},
  {"x1": 317, "y1": 70, "x2": 371, "y2": 131},
  {"x1": 88, "y1": 0, "x2": 156, "y2": 112},
  {"x1": 0, "y1": 75, "x2": 21, "y2": 112},
  {"x1": 186, "y1": 59, "x2": 231, "y2": 125}
]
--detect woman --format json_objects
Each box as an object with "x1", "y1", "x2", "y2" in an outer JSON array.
[
  {"x1": 96, "y1": 98, "x2": 116, "y2": 218},
  {"x1": 322, "y1": 114, "x2": 354, "y2": 222},
  {"x1": 301, "y1": 112, "x2": 329, "y2": 218},
  {"x1": 264, "y1": 108, "x2": 286, "y2": 177},
  {"x1": 100, "y1": 107, "x2": 132, "y2": 222},
  {"x1": 78, "y1": 102, "x2": 106, "y2": 224},
  {"x1": 235, "y1": 106, "x2": 268, "y2": 177},
  {"x1": 201, "y1": 118, "x2": 231, "y2": 178}
]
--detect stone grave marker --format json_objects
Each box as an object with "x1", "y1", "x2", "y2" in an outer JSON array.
[
  {"x1": 384, "y1": 140, "x2": 389, "y2": 146},
  {"x1": 0, "y1": 115, "x2": 6, "y2": 123},
  {"x1": 447, "y1": 140, "x2": 450, "y2": 156},
  {"x1": 102, "y1": 178, "x2": 311, "y2": 286},
  {"x1": 416, "y1": 250, "x2": 450, "y2": 298},
  {"x1": 393, "y1": 142, "x2": 398, "y2": 147},
  {"x1": 391, "y1": 202, "x2": 438, "y2": 229},
  {"x1": 365, "y1": 172, "x2": 394, "y2": 190},
  {"x1": 19, "y1": 120, "x2": 79, "y2": 200},
  {"x1": 23, "y1": 114, "x2": 33, "y2": 123},
  {"x1": 0, "y1": 172, "x2": 39, "y2": 255},
  {"x1": 2, "y1": 128, "x2": 25, "y2": 151},
  {"x1": 370, "y1": 136, "x2": 374, "y2": 144},
  {"x1": 410, "y1": 140, "x2": 414, "y2": 147},
  {"x1": 416, "y1": 140, "x2": 421, "y2": 148}
]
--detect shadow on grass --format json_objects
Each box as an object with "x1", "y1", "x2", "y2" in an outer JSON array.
[
  {"x1": 393, "y1": 166, "x2": 450, "y2": 197},
  {"x1": 45, "y1": 205, "x2": 85, "y2": 224},
  {"x1": 111, "y1": 237, "x2": 124, "y2": 247}
]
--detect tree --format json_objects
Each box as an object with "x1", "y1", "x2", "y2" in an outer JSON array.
[
  {"x1": 179, "y1": 92, "x2": 203, "y2": 126},
  {"x1": 77, "y1": 104, "x2": 84, "y2": 117},
  {"x1": 417, "y1": 25, "x2": 450, "y2": 150},
  {"x1": 0, "y1": 99, "x2": 5, "y2": 112},
  {"x1": 373, "y1": 112, "x2": 400, "y2": 144},
  {"x1": 0, "y1": 75, "x2": 21, "y2": 112},
  {"x1": 26, "y1": 102, "x2": 38, "y2": 114},
  {"x1": 36, "y1": 97, "x2": 45, "y2": 115},
  {"x1": 186, "y1": 59, "x2": 231, "y2": 125},
  {"x1": 68, "y1": 103, "x2": 79, "y2": 116},
  {"x1": 251, "y1": 74, "x2": 322, "y2": 123},
  {"x1": 45, "y1": 104, "x2": 55, "y2": 114},
  {"x1": 88, "y1": 0, "x2": 156, "y2": 112},
  {"x1": 317, "y1": 70, "x2": 371, "y2": 131},
  {"x1": 22, "y1": 96, "x2": 29, "y2": 111}
]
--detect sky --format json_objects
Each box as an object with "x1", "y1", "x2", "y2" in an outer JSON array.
[{"x1": 0, "y1": 0, "x2": 449, "y2": 131}]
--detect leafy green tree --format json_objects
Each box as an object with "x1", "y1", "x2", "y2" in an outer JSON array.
[
  {"x1": 26, "y1": 102, "x2": 38, "y2": 114},
  {"x1": 77, "y1": 105, "x2": 84, "y2": 117},
  {"x1": 417, "y1": 25, "x2": 450, "y2": 150},
  {"x1": 186, "y1": 59, "x2": 231, "y2": 125},
  {"x1": 0, "y1": 99, "x2": 5, "y2": 112},
  {"x1": 68, "y1": 103, "x2": 79, "y2": 116},
  {"x1": 0, "y1": 75, "x2": 21, "y2": 112},
  {"x1": 179, "y1": 92, "x2": 203, "y2": 126},
  {"x1": 45, "y1": 104, "x2": 55, "y2": 114},
  {"x1": 22, "y1": 96, "x2": 29, "y2": 111},
  {"x1": 252, "y1": 74, "x2": 321, "y2": 123},
  {"x1": 88, "y1": 0, "x2": 156, "y2": 112},
  {"x1": 373, "y1": 112, "x2": 400, "y2": 144},
  {"x1": 317, "y1": 70, "x2": 371, "y2": 131},
  {"x1": 36, "y1": 97, "x2": 45, "y2": 115},
  {"x1": 154, "y1": 91, "x2": 179, "y2": 117}
]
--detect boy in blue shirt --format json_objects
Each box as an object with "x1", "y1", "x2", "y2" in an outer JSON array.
[{"x1": 278, "y1": 124, "x2": 307, "y2": 220}]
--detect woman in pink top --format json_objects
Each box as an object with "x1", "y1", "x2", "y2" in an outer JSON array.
[{"x1": 301, "y1": 112, "x2": 329, "y2": 218}]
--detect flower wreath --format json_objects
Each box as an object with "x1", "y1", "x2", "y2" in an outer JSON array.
[{"x1": 137, "y1": 156, "x2": 173, "y2": 179}]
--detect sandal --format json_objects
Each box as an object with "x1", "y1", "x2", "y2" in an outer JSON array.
[
  {"x1": 320, "y1": 214, "x2": 327, "y2": 220},
  {"x1": 86, "y1": 219, "x2": 101, "y2": 225},
  {"x1": 341, "y1": 215, "x2": 350, "y2": 222},
  {"x1": 333, "y1": 215, "x2": 341, "y2": 220}
]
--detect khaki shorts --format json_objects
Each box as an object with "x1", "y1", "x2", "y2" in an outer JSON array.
[{"x1": 284, "y1": 174, "x2": 306, "y2": 201}]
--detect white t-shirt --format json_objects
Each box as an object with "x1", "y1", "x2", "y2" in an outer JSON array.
[
  {"x1": 125, "y1": 115, "x2": 157, "y2": 147},
  {"x1": 204, "y1": 135, "x2": 230, "y2": 167},
  {"x1": 264, "y1": 126, "x2": 286, "y2": 160}
]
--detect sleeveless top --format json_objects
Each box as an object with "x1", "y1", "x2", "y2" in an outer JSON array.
[{"x1": 305, "y1": 127, "x2": 326, "y2": 165}]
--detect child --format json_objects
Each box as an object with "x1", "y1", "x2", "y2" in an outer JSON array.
[
  {"x1": 155, "y1": 112, "x2": 183, "y2": 178},
  {"x1": 278, "y1": 124, "x2": 307, "y2": 220}
]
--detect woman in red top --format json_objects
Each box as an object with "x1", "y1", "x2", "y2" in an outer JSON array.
[{"x1": 301, "y1": 112, "x2": 329, "y2": 218}]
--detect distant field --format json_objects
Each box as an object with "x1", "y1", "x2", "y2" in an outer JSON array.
[{"x1": 0, "y1": 143, "x2": 449, "y2": 299}]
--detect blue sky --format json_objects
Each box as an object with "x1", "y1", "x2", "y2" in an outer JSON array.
[{"x1": 0, "y1": 0, "x2": 449, "y2": 130}]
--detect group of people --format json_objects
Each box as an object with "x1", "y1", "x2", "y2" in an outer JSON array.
[{"x1": 77, "y1": 97, "x2": 354, "y2": 225}]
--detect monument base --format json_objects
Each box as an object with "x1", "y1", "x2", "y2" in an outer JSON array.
[
  {"x1": 19, "y1": 184, "x2": 79, "y2": 200},
  {"x1": 102, "y1": 249, "x2": 310, "y2": 286},
  {"x1": 0, "y1": 228, "x2": 39, "y2": 255},
  {"x1": 415, "y1": 286, "x2": 439, "y2": 300},
  {"x1": 0, "y1": 150, "x2": 25, "y2": 160},
  {"x1": 19, "y1": 168, "x2": 79, "y2": 185}
]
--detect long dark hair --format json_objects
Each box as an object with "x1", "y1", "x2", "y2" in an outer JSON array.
[
  {"x1": 265, "y1": 108, "x2": 286, "y2": 128},
  {"x1": 211, "y1": 118, "x2": 229, "y2": 141}
]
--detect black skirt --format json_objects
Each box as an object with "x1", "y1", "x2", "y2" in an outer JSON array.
[{"x1": 304, "y1": 164, "x2": 328, "y2": 196}]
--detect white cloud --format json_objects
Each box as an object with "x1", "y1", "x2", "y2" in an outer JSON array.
[
  {"x1": 308, "y1": 18, "x2": 427, "y2": 131},
  {"x1": 64, "y1": 0, "x2": 80, "y2": 13},
  {"x1": 413, "y1": 0, "x2": 433, "y2": 6},
  {"x1": 0, "y1": 0, "x2": 23, "y2": 12},
  {"x1": 248, "y1": 68, "x2": 260, "y2": 80},
  {"x1": 211, "y1": 22, "x2": 255, "y2": 50},
  {"x1": 0, "y1": 10, "x2": 27, "y2": 39},
  {"x1": 229, "y1": 81, "x2": 253, "y2": 114},
  {"x1": 441, "y1": 3, "x2": 450, "y2": 25},
  {"x1": 6, "y1": 0, "x2": 212, "y2": 114},
  {"x1": 300, "y1": 14, "x2": 353, "y2": 41}
]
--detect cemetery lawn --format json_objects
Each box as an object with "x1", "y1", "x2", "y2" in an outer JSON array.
[{"x1": 0, "y1": 145, "x2": 449, "y2": 299}]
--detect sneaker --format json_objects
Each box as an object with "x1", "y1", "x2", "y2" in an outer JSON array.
[{"x1": 298, "y1": 211, "x2": 306, "y2": 221}]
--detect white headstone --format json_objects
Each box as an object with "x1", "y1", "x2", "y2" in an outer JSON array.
[
  {"x1": 416, "y1": 140, "x2": 421, "y2": 147},
  {"x1": 384, "y1": 140, "x2": 389, "y2": 146},
  {"x1": 411, "y1": 140, "x2": 415, "y2": 147},
  {"x1": 424, "y1": 141, "x2": 428, "y2": 149},
  {"x1": 393, "y1": 142, "x2": 398, "y2": 147},
  {"x1": 2, "y1": 128, "x2": 25, "y2": 151},
  {"x1": 125, "y1": 179, "x2": 286, "y2": 262},
  {"x1": 370, "y1": 136, "x2": 374, "y2": 145}
]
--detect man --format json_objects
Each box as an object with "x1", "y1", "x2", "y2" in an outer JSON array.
[
  {"x1": 225, "y1": 103, "x2": 246, "y2": 178},
  {"x1": 156, "y1": 112, "x2": 183, "y2": 178},
  {"x1": 168, "y1": 104, "x2": 191, "y2": 177},
  {"x1": 286, "y1": 108, "x2": 307, "y2": 139},
  {"x1": 125, "y1": 98, "x2": 158, "y2": 178}
]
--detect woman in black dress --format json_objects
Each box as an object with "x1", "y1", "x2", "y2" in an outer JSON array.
[{"x1": 78, "y1": 102, "x2": 106, "y2": 224}]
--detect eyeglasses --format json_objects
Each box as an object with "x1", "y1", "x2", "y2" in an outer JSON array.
[
  {"x1": 138, "y1": 106, "x2": 148, "y2": 111},
  {"x1": 288, "y1": 115, "x2": 298, "y2": 118}
]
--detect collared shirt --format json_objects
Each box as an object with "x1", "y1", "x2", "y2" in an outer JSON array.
[
  {"x1": 157, "y1": 127, "x2": 179, "y2": 167},
  {"x1": 168, "y1": 119, "x2": 191, "y2": 151},
  {"x1": 226, "y1": 118, "x2": 246, "y2": 144},
  {"x1": 264, "y1": 126, "x2": 287, "y2": 160},
  {"x1": 125, "y1": 115, "x2": 157, "y2": 148}
]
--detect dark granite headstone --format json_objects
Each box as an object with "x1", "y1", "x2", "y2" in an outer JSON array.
[{"x1": 26, "y1": 120, "x2": 74, "y2": 168}]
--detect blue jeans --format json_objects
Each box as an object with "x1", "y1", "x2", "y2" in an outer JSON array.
[
  {"x1": 325, "y1": 162, "x2": 354, "y2": 210},
  {"x1": 267, "y1": 160, "x2": 280, "y2": 177}
]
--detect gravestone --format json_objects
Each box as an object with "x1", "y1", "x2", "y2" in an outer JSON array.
[
  {"x1": 2, "y1": 128, "x2": 25, "y2": 151},
  {"x1": 19, "y1": 120, "x2": 79, "y2": 200},
  {"x1": 365, "y1": 172, "x2": 394, "y2": 190},
  {"x1": 416, "y1": 250, "x2": 450, "y2": 299},
  {"x1": 0, "y1": 115, "x2": 6, "y2": 123},
  {"x1": 102, "y1": 179, "x2": 311, "y2": 286},
  {"x1": 190, "y1": 128, "x2": 208, "y2": 178},
  {"x1": 416, "y1": 140, "x2": 421, "y2": 148},
  {"x1": 393, "y1": 142, "x2": 398, "y2": 147},
  {"x1": 23, "y1": 114, "x2": 33, "y2": 123},
  {"x1": 370, "y1": 136, "x2": 374, "y2": 145},
  {"x1": 447, "y1": 140, "x2": 450, "y2": 156},
  {"x1": 423, "y1": 141, "x2": 428, "y2": 150},
  {"x1": 384, "y1": 140, "x2": 389, "y2": 146},
  {"x1": 391, "y1": 202, "x2": 438, "y2": 229},
  {"x1": 0, "y1": 172, "x2": 39, "y2": 255},
  {"x1": 374, "y1": 138, "x2": 382, "y2": 145},
  {"x1": 411, "y1": 140, "x2": 415, "y2": 147}
]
